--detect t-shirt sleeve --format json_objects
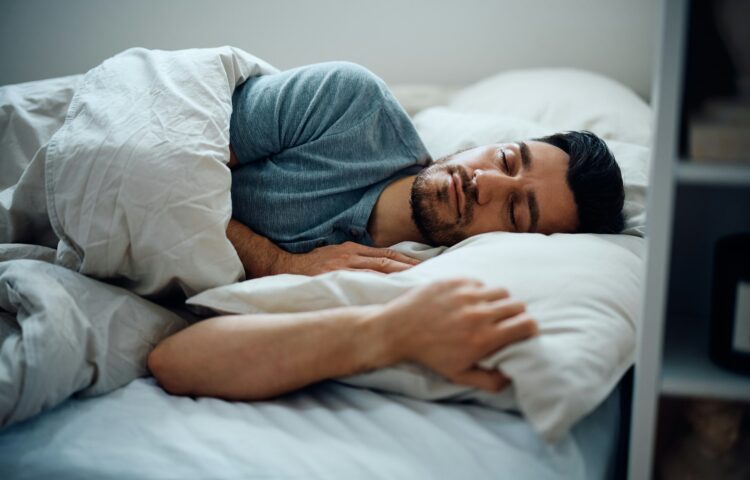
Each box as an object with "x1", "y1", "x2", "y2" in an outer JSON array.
[{"x1": 229, "y1": 62, "x2": 392, "y2": 165}]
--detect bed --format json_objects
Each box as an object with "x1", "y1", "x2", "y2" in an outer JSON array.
[
  {"x1": 0, "y1": 377, "x2": 627, "y2": 479},
  {"x1": 0, "y1": 47, "x2": 650, "y2": 479}
]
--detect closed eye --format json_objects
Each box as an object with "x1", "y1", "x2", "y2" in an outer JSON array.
[
  {"x1": 501, "y1": 150, "x2": 510, "y2": 173},
  {"x1": 508, "y1": 193, "x2": 517, "y2": 231}
]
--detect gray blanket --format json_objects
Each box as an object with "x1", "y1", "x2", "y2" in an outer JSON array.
[
  {"x1": 0, "y1": 249, "x2": 187, "y2": 429},
  {"x1": 0, "y1": 47, "x2": 276, "y2": 429}
]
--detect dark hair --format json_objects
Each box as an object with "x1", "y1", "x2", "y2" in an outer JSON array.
[{"x1": 534, "y1": 131, "x2": 625, "y2": 234}]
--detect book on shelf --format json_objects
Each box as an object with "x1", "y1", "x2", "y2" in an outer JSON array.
[{"x1": 689, "y1": 98, "x2": 750, "y2": 163}]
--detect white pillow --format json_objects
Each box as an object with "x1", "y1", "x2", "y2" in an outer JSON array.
[
  {"x1": 412, "y1": 107, "x2": 649, "y2": 237},
  {"x1": 188, "y1": 232, "x2": 644, "y2": 442},
  {"x1": 449, "y1": 68, "x2": 652, "y2": 147}
]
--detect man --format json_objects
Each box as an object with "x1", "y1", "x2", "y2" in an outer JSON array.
[
  {"x1": 224, "y1": 61, "x2": 624, "y2": 278},
  {"x1": 148, "y1": 61, "x2": 625, "y2": 399}
]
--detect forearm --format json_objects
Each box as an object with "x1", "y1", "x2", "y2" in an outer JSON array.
[
  {"x1": 227, "y1": 218, "x2": 286, "y2": 278},
  {"x1": 227, "y1": 215, "x2": 421, "y2": 277},
  {"x1": 148, "y1": 305, "x2": 395, "y2": 400}
]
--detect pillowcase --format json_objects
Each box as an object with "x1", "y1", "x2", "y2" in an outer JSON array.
[
  {"x1": 448, "y1": 68, "x2": 652, "y2": 147},
  {"x1": 188, "y1": 231, "x2": 644, "y2": 442},
  {"x1": 411, "y1": 107, "x2": 650, "y2": 237}
]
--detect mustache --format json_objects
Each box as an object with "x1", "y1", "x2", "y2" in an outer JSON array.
[
  {"x1": 446, "y1": 164, "x2": 477, "y2": 218},
  {"x1": 410, "y1": 161, "x2": 476, "y2": 246}
]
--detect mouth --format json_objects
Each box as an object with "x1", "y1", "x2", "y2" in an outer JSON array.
[{"x1": 451, "y1": 172, "x2": 464, "y2": 220}]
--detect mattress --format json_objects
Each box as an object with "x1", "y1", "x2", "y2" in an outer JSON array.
[{"x1": 0, "y1": 377, "x2": 623, "y2": 479}]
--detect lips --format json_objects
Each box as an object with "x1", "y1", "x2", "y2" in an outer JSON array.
[{"x1": 451, "y1": 172, "x2": 464, "y2": 219}]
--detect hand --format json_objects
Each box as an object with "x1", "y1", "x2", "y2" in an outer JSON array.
[
  {"x1": 373, "y1": 278, "x2": 538, "y2": 392},
  {"x1": 273, "y1": 241, "x2": 421, "y2": 276}
]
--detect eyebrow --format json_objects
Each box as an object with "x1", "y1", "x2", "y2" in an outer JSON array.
[
  {"x1": 519, "y1": 141, "x2": 532, "y2": 170},
  {"x1": 527, "y1": 191, "x2": 539, "y2": 233},
  {"x1": 517, "y1": 141, "x2": 538, "y2": 232}
]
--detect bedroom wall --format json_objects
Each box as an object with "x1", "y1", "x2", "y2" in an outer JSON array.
[{"x1": 0, "y1": 0, "x2": 658, "y2": 99}]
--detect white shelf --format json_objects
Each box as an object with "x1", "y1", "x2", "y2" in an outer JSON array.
[
  {"x1": 629, "y1": 1, "x2": 750, "y2": 478},
  {"x1": 660, "y1": 316, "x2": 750, "y2": 401},
  {"x1": 676, "y1": 161, "x2": 750, "y2": 186}
]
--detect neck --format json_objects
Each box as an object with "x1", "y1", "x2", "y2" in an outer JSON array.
[{"x1": 367, "y1": 175, "x2": 427, "y2": 247}]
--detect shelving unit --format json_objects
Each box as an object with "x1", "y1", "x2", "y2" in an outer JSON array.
[
  {"x1": 661, "y1": 316, "x2": 750, "y2": 400},
  {"x1": 627, "y1": 0, "x2": 750, "y2": 478},
  {"x1": 676, "y1": 162, "x2": 750, "y2": 186}
]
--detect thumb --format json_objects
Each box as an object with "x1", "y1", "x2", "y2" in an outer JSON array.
[{"x1": 450, "y1": 368, "x2": 510, "y2": 393}]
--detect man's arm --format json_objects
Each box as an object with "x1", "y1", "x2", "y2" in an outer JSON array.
[
  {"x1": 225, "y1": 147, "x2": 295, "y2": 278},
  {"x1": 227, "y1": 151, "x2": 420, "y2": 278},
  {"x1": 148, "y1": 279, "x2": 537, "y2": 399},
  {"x1": 227, "y1": 146, "x2": 240, "y2": 169},
  {"x1": 149, "y1": 305, "x2": 388, "y2": 400},
  {"x1": 226, "y1": 219, "x2": 288, "y2": 278},
  {"x1": 227, "y1": 219, "x2": 421, "y2": 278}
]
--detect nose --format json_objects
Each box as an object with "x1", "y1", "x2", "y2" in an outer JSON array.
[{"x1": 473, "y1": 168, "x2": 519, "y2": 206}]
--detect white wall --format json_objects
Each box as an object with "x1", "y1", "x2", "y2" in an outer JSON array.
[{"x1": 0, "y1": 0, "x2": 658, "y2": 98}]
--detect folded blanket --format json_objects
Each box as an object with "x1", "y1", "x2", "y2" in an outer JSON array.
[
  {"x1": 45, "y1": 46, "x2": 278, "y2": 297},
  {"x1": 0, "y1": 256, "x2": 187, "y2": 430},
  {"x1": 0, "y1": 46, "x2": 280, "y2": 429}
]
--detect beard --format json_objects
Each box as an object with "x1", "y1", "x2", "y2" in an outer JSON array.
[{"x1": 409, "y1": 156, "x2": 477, "y2": 246}]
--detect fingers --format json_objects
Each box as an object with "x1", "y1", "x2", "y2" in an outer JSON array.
[
  {"x1": 342, "y1": 268, "x2": 387, "y2": 276},
  {"x1": 435, "y1": 277, "x2": 483, "y2": 289},
  {"x1": 424, "y1": 278, "x2": 507, "y2": 301},
  {"x1": 479, "y1": 298, "x2": 526, "y2": 321},
  {"x1": 490, "y1": 312, "x2": 538, "y2": 347},
  {"x1": 350, "y1": 243, "x2": 421, "y2": 266},
  {"x1": 451, "y1": 368, "x2": 510, "y2": 393},
  {"x1": 468, "y1": 286, "x2": 510, "y2": 302},
  {"x1": 349, "y1": 256, "x2": 416, "y2": 274}
]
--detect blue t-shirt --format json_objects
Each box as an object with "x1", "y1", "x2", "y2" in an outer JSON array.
[{"x1": 230, "y1": 62, "x2": 431, "y2": 253}]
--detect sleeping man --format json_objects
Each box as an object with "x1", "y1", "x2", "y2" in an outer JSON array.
[{"x1": 148, "y1": 61, "x2": 626, "y2": 401}]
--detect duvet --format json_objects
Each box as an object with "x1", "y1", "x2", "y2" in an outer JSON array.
[{"x1": 0, "y1": 47, "x2": 277, "y2": 428}]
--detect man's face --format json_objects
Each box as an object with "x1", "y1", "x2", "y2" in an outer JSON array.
[{"x1": 410, "y1": 141, "x2": 578, "y2": 246}]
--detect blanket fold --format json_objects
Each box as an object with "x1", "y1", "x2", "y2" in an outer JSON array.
[
  {"x1": 0, "y1": 46, "x2": 279, "y2": 430},
  {"x1": 0, "y1": 258, "x2": 187, "y2": 430},
  {"x1": 45, "y1": 46, "x2": 278, "y2": 297}
]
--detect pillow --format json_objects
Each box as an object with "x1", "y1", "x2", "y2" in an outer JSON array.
[
  {"x1": 412, "y1": 107, "x2": 649, "y2": 237},
  {"x1": 448, "y1": 68, "x2": 652, "y2": 147},
  {"x1": 188, "y1": 232, "x2": 644, "y2": 442}
]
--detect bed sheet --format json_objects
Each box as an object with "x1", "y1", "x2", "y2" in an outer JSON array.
[{"x1": 0, "y1": 377, "x2": 622, "y2": 480}]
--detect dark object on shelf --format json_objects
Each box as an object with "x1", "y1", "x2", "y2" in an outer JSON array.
[
  {"x1": 689, "y1": 100, "x2": 750, "y2": 163},
  {"x1": 710, "y1": 233, "x2": 750, "y2": 374},
  {"x1": 687, "y1": 0, "x2": 750, "y2": 163},
  {"x1": 715, "y1": 0, "x2": 750, "y2": 100},
  {"x1": 659, "y1": 399, "x2": 750, "y2": 480}
]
